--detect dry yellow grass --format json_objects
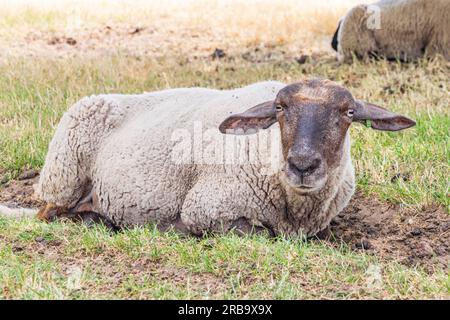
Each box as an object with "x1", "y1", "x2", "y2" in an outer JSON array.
[{"x1": 0, "y1": 0, "x2": 372, "y2": 58}]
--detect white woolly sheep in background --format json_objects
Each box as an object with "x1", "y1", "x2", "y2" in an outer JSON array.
[
  {"x1": 331, "y1": 0, "x2": 450, "y2": 62},
  {"x1": 22, "y1": 79, "x2": 416, "y2": 237}
]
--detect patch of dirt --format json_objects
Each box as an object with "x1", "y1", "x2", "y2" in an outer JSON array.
[
  {"x1": 0, "y1": 170, "x2": 43, "y2": 208},
  {"x1": 326, "y1": 192, "x2": 450, "y2": 272}
]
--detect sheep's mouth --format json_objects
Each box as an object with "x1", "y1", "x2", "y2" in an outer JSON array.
[
  {"x1": 297, "y1": 185, "x2": 314, "y2": 189},
  {"x1": 280, "y1": 172, "x2": 326, "y2": 193},
  {"x1": 291, "y1": 184, "x2": 321, "y2": 193}
]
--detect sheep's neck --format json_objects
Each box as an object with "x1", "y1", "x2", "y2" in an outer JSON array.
[{"x1": 278, "y1": 162, "x2": 355, "y2": 236}]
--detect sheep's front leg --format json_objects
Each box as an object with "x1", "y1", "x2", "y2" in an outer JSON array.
[
  {"x1": 230, "y1": 217, "x2": 275, "y2": 237},
  {"x1": 36, "y1": 193, "x2": 118, "y2": 231},
  {"x1": 36, "y1": 190, "x2": 94, "y2": 222},
  {"x1": 36, "y1": 203, "x2": 70, "y2": 221}
]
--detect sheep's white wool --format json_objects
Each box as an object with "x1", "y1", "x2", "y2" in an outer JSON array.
[
  {"x1": 36, "y1": 81, "x2": 355, "y2": 237},
  {"x1": 337, "y1": 0, "x2": 450, "y2": 61}
]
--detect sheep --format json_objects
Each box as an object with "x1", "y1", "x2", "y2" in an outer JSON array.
[
  {"x1": 331, "y1": 0, "x2": 450, "y2": 62},
  {"x1": 27, "y1": 79, "x2": 415, "y2": 237}
]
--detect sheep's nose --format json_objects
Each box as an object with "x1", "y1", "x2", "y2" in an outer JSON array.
[{"x1": 287, "y1": 155, "x2": 322, "y2": 177}]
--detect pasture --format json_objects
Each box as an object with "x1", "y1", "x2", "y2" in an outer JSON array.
[{"x1": 0, "y1": 0, "x2": 449, "y2": 299}]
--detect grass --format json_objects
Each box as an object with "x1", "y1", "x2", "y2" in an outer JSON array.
[
  {"x1": 1, "y1": 217, "x2": 449, "y2": 299},
  {"x1": 0, "y1": 0, "x2": 449, "y2": 299}
]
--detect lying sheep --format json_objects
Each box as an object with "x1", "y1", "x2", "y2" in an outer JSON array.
[
  {"x1": 332, "y1": 0, "x2": 450, "y2": 62},
  {"x1": 32, "y1": 79, "x2": 415, "y2": 237}
]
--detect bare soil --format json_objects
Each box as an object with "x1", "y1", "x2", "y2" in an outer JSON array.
[
  {"x1": 0, "y1": 170, "x2": 43, "y2": 208},
  {"x1": 328, "y1": 193, "x2": 449, "y2": 272},
  {"x1": 1, "y1": 171, "x2": 448, "y2": 271}
]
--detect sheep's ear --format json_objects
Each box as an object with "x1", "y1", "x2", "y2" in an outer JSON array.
[
  {"x1": 219, "y1": 101, "x2": 277, "y2": 135},
  {"x1": 353, "y1": 100, "x2": 416, "y2": 131}
]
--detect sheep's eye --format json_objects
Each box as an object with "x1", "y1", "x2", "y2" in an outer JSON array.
[
  {"x1": 275, "y1": 104, "x2": 284, "y2": 112},
  {"x1": 347, "y1": 109, "x2": 354, "y2": 117}
]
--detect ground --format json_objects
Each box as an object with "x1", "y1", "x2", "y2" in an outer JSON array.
[{"x1": 0, "y1": 0, "x2": 449, "y2": 299}]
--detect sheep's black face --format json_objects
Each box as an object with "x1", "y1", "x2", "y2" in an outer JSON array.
[
  {"x1": 219, "y1": 79, "x2": 416, "y2": 193},
  {"x1": 331, "y1": 20, "x2": 341, "y2": 52},
  {"x1": 274, "y1": 81, "x2": 354, "y2": 192}
]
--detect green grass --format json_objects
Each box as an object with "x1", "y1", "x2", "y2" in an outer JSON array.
[
  {"x1": 0, "y1": 217, "x2": 448, "y2": 299},
  {"x1": 0, "y1": 49, "x2": 449, "y2": 300}
]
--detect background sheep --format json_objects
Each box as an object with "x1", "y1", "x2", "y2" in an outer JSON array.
[
  {"x1": 332, "y1": 0, "x2": 450, "y2": 62},
  {"x1": 35, "y1": 79, "x2": 415, "y2": 237}
]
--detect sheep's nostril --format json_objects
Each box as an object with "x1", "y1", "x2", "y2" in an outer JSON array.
[
  {"x1": 288, "y1": 158, "x2": 321, "y2": 177},
  {"x1": 306, "y1": 158, "x2": 321, "y2": 174},
  {"x1": 288, "y1": 161, "x2": 301, "y2": 175}
]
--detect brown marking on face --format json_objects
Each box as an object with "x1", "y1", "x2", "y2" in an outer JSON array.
[
  {"x1": 292, "y1": 92, "x2": 327, "y2": 104},
  {"x1": 277, "y1": 111, "x2": 289, "y2": 160}
]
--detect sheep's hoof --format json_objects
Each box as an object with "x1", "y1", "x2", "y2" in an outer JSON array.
[
  {"x1": 36, "y1": 203, "x2": 69, "y2": 222},
  {"x1": 314, "y1": 226, "x2": 333, "y2": 240},
  {"x1": 36, "y1": 203, "x2": 119, "y2": 231},
  {"x1": 230, "y1": 217, "x2": 275, "y2": 237}
]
